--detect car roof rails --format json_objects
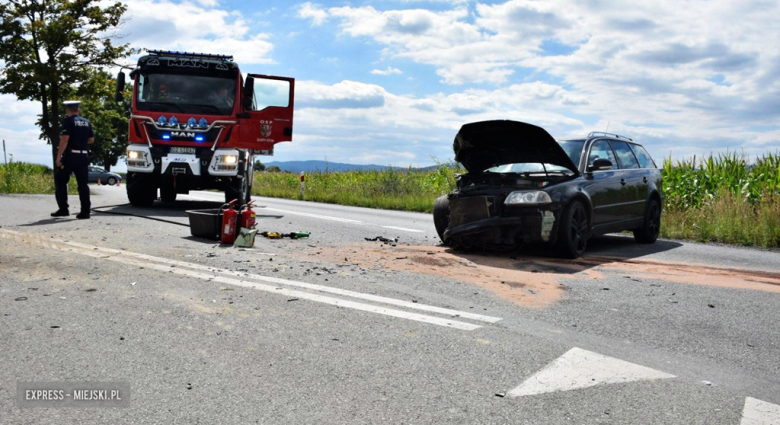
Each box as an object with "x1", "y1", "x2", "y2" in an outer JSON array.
[{"x1": 587, "y1": 131, "x2": 633, "y2": 142}]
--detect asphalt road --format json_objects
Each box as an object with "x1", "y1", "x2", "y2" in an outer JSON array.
[{"x1": 1, "y1": 186, "x2": 779, "y2": 424}]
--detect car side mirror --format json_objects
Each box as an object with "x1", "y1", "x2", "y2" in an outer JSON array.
[{"x1": 588, "y1": 158, "x2": 613, "y2": 172}]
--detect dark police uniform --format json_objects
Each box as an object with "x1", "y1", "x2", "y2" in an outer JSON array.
[{"x1": 54, "y1": 112, "x2": 94, "y2": 216}]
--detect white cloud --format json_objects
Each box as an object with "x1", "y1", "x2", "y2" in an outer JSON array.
[
  {"x1": 123, "y1": 0, "x2": 274, "y2": 64},
  {"x1": 370, "y1": 67, "x2": 402, "y2": 76},
  {"x1": 297, "y1": 2, "x2": 329, "y2": 26}
]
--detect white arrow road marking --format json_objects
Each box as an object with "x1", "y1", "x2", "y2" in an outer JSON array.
[
  {"x1": 742, "y1": 397, "x2": 780, "y2": 425},
  {"x1": 382, "y1": 226, "x2": 424, "y2": 233},
  {"x1": 507, "y1": 347, "x2": 676, "y2": 397},
  {"x1": 0, "y1": 229, "x2": 499, "y2": 330}
]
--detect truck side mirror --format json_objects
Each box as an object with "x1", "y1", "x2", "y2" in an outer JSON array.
[
  {"x1": 114, "y1": 72, "x2": 126, "y2": 102},
  {"x1": 242, "y1": 76, "x2": 254, "y2": 110}
]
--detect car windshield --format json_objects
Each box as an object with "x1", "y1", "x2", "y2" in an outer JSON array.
[
  {"x1": 484, "y1": 140, "x2": 585, "y2": 174},
  {"x1": 136, "y1": 73, "x2": 236, "y2": 116}
]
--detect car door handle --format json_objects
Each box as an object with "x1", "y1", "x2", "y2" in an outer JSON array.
[
  {"x1": 620, "y1": 179, "x2": 627, "y2": 186},
  {"x1": 643, "y1": 176, "x2": 648, "y2": 183}
]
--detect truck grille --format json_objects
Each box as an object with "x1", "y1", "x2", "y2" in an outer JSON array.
[{"x1": 449, "y1": 196, "x2": 496, "y2": 227}]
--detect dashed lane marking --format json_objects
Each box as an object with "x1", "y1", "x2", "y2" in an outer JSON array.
[
  {"x1": 507, "y1": 347, "x2": 676, "y2": 397},
  {"x1": 382, "y1": 226, "x2": 424, "y2": 233}
]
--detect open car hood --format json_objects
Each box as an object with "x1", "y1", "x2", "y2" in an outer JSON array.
[{"x1": 453, "y1": 120, "x2": 579, "y2": 174}]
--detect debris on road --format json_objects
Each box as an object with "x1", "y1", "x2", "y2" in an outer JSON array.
[
  {"x1": 14, "y1": 297, "x2": 27, "y2": 301},
  {"x1": 365, "y1": 236, "x2": 398, "y2": 246}
]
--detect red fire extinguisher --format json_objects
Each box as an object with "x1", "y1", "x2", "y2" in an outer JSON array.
[
  {"x1": 240, "y1": 200, "x2": 256, "y2": 229},
  {"x1": 221, "y1": 200, "x2": 238, "y2": 244}
]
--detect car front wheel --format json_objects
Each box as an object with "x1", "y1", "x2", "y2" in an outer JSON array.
[
  {"x1": 633, "y1": 198, "x2": 661, "y2": 243},
  {"x1": 432, "y1": 195, "x2": 450, "y2": 245},
  {"x1": 555, "y1": 200, "x2": 589, "y2": 259},
  {"x1": 106, "y1": 176, "x2": 117, "y2": 186}
]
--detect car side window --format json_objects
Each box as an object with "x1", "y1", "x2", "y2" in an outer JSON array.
[
  {"x1": 610, "y1": 141, "x2": 640, "y2": 169},
  {"x1": 587, "y1": 140, "x2": 616, "y2": 170},
  {"x1": 629, "y1": 143, "x2": 656, "y2": 168}
]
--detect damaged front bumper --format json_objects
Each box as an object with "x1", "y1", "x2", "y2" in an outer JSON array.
[{"x1": 444, "y1": 195, "x2": 558, "y2": 248}]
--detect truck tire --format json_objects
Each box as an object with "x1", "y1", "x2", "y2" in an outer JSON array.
[
  {"x1": 433, "y1": 195, "x2": 450, "y2": 245},
  {"x1": 160, "y1": 180, "x2": 177, "y2": 203},
  {"x1": 127, "y1": 174, "x2": 157, "y2": 207},
  {"x1": 225, "y1": 175, "x2": 250, "y2": 205}
]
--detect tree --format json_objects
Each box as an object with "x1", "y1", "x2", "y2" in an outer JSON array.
[
  {"x1": 79, "y1": 69, "x2": 131, "y2": 171},
  {"x1": 253, "y1": 159, "x2": 265, "y2": 171},
  {"x1": 0, "y1": 0, "x2": 134, "y2": 168},
  {"x1": 266, "y1": 165, "x2": 281, "y2": 172}
]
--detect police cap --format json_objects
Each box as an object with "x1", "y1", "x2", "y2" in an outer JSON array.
[{"x1": 63, "y1": 100, "x2": 81, "y2": 109}]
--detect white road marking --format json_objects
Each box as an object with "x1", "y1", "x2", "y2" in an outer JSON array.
[
  {"x1": 382, "y1": 226, "x2": 424, "y2": 233},
  {"x1": 262, "y1": 207, "x2": 363, "y2": 224},
  {"x1": 0, "y1": 229, "x2": 498, "y2": 330},
  {"x1": 507, "y1": 347, "x2": 676, "y2": 397},
  {"x1": 59, "y1": 239, "x2": 501, "y2": 324},
  {"x1": 742, "y1": 397, "x2": 780, "y2": 425},
  {"x1": 183, "y1": 194, "x2": 364, "y2": 224}
]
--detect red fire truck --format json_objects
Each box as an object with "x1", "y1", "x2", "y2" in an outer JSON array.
[{"x1": 115, "y1": 50, "x2": 294, "y2": 206}]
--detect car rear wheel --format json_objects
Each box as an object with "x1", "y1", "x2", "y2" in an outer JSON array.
[
  {"x1": 106, "y1": 176, "x2": 117, "y2": 186},
  {"x1": 433, "y1": 195, "x2": 450, "y2": 245},
  {"x1": 556, "y1": 200, "x2": 589, "y2": 259},
  {"x1": 633, "y1": 198, "x2": 661, "y2": 243}
]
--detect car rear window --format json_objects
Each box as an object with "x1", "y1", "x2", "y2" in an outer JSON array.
[
  {"x1": 629, "y1": 143, "x2": 657, "y2": 168},
  {"x1": 610, "y1": 141, "x2": 640, "y2": 169}
]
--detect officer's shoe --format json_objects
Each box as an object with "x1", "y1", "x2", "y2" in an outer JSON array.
[
  {"x1": 76, "y1": 212, "x2": 90, "y2": 219},
  {"x1": 50, "y1": 209, "x2": 69, "y2": 217}
]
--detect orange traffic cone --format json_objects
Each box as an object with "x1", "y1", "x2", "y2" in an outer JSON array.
[
  {"x1": 117, "y1": 179, "x2": 121, "y2": 187},
  {"x1": 97, "y1": 178, "x2": 102, "y2": 186}
]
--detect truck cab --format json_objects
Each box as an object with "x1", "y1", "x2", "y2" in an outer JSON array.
[{"x1": 116, "y1": 50, "x2": 294, "y2": 206}]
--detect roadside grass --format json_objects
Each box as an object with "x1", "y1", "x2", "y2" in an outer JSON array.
[
  {"x1": 252, "y1": 163, "x2": 463, "y2": 213},
  {"x1": 0, "y1": 162, "x2": 58, "y2": 194}
]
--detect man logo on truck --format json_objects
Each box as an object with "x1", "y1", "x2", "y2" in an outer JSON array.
[{"x1": 171, "y1": 131, "x2": 196, "y2": 138}]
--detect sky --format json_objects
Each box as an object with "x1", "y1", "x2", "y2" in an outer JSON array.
[{"x1": 2, "y1": 0, "x2": 779, "y2": 172}]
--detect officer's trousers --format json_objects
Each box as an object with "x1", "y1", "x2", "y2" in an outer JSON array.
[{"x1": 55, "y1": 153, "x2": 90, "y2": 213}]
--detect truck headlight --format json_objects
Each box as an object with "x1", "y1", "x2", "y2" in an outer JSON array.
[
  {"x1": 504, "y1": 191, "x2": 552, "y2": 205},
  {"x1": 222, "y1": 155, "x2": 238, "y2": 164},
  {"x1": 128, "y1": 150, "x2": 142, "y2": 160}
]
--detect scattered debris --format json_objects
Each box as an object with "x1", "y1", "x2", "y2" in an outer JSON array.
[
  {"x1": 702, "y1": 381, "x2": 714, "y2": 387},
  {"x1": 601, "y1": 288, "x2": 610, "y2": 291},
  {"x1": 59, "y1": 297, "x2": 66, "y2": 300},
  {"x1": 186, "y1": 383, "x2": 193, "y2": 390},
  {"x1": 288, "y1": 298, "x2": 299, "y2": 302},
  {"x1": 708, "y1": 304, "x2": 715, "y2": 308},
  {"x1": 495, "y1": 392, "x2": 506, "y2": 398},
  {"x1": 120, "y1": 337, "x2": 125, "y2": 341},
  {"x1": 365, "y1": 236, "x2": 397, "y2": 246},
  {"x1": 14, "y1": 297, "x2": 27, "y2": 301},
  {"x1": 85, "y1": 288, "x2": 97, "y2": 292},
  {"x1": 50, "y1": 326, "x2": 60, "y2": 329}
]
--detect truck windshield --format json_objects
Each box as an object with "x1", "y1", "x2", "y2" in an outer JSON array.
[{"x1": 137, "y1": 73, "x2": 236, "y2": 116}]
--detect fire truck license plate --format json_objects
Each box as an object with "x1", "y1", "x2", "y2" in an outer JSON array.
[{"x1": 170, "y1": 147, "x2": 196, "y2": 154}]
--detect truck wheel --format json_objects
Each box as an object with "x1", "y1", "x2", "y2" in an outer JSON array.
[
  {"x1": 160, "y1": 181, "x2": 177, "y2": 203},
  {"x1": 225, "y1": 175, "x2": 249, "y2": 205},
  {"x1": 433, "y1": 195, "x2": 450, "y2": 245},
  {"x1": 555, "y1": 200, "x2": 589, "y2": 259},
  {"x1": 633, "y1": 198, "x2": 661, "y2": 243},
  {"x1": 127, "y1": 174, "x2": 157, "y2": 207}
]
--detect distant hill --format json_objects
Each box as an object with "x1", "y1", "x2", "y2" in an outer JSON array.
[{"x1": 262, "y1": 160, "x2": 441, "y2": 173}]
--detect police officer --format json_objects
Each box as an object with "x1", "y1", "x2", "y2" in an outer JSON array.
[{"x1": 51, "y1": 100, "x2": 95, "y2": 219}]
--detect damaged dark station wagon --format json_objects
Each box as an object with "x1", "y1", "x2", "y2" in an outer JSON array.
[{"x1": 433, "y1": 120, "x2": 663, "y2": 258}]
